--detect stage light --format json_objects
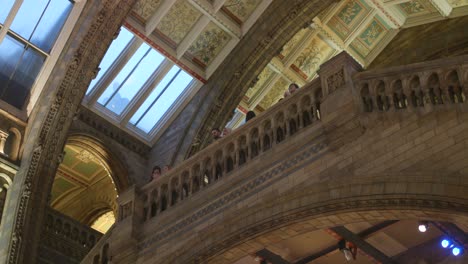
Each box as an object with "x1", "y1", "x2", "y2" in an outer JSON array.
[
  {"x1": 452, "y1": 247, "x2": 461, "y2": 256},
  {"x1": 441, "y1": 239, "x2": 451, "y2": 248},
  {"x1": 418, "y1": 222, "x2": 428, "y2": 232}
]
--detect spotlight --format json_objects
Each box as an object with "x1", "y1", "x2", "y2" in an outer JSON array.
[
  {"x1": 418, "y1": 222, "x2": 428, "y2": 233},
  {"x1": 441, "y1": 239, "x2": 451, "y2": 249},
  {"x1": 452, "y1": 247, "x2": 461, "y2": 256}
]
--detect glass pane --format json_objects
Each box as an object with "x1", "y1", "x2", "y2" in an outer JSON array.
[
  {"x1": 10, "y1": 0, "x2": 49, "y2": 40},
  {"x1": 86, "y1": 28, "x2": 134, "y2": 95},
  {"x1": 136, "y1": 70, "x2": 193, "y2": 133},
  {"x1": 97, "y1": 44, "x2": 149, "y2": 109},
  {"x1": 0, "y1": 0, "x2": 15, "y2": 24},
  {"x1": 30, "y1": 0, "x2": 73, "y2": 52},
  {"x1": 0, "y1": 35, "x2": 45, "y2": 109},
  {"x1": 105, "y1": 47, "x2": 164, "y2": 115},
  {"x1": 129, "y1": 65, "x2": 180, "y2": 124}
]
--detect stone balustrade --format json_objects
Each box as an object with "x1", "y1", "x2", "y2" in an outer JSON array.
[
  {"x1": 39, "y1": 207, "x2": 102, "y2": 263},
  {"x1": 139, "y1": 79, "x2": 324, "y2": 222},
  {"x1": 82, "y1": 53, "x2": 468, "y2": 263},
  {"x1": 353, "y1": 55, "x2": 468, "y2": 112}
]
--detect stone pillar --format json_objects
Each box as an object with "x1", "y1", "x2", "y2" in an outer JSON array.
[
  {"x1": 317, "y1": 51, "x2": 363, "y2": 126},
  {"x1": 110, "y1": 186, "x2": 144, "y2": 263}
]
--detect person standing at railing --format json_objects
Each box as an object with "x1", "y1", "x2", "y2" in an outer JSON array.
[
  {"x1": 211, "y1": 128, "x2": 222, "y2": 141},
  {"x1": 151, "y1": 166, "x2": 162, "y2": 182}
]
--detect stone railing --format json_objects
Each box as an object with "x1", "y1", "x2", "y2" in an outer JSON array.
[
  {"x1": 139, "y1": 79, "x2": 324, "y2": 222},
  {"x1": 353, "y1": 55, "x2": 468, "y2": 112},
  {"x1": 39, "y1": 207, "x2": 102, "y2": 263}
]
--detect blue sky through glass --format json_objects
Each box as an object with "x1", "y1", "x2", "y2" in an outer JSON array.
[
  {"x1": 105, "y1": 47, "x2": 165, "y2": 115},
  {"x1": 87, "y1": 26, "x2": 198, "y2": 137},
  {"x1": 10, "y1": 0, "x2": 50, "y2": 40},
  {"x1": 97, "y1": 44, "x2": 149, "y2": 107},
  {"x1": 30, "y1": 0, "x2": 73, "y2": 52},
  {"x1": 129, "y1": 65, "x2": 180, "y2": 125},
  {"x1": 86, "y1": 28, "x2": 133, "y2": 95},
  {"x1": 0, "y1": 0, "x2": 15, "y2": 24},
  {"x1": 134, "y1": 70, "x2": 193, "y2": 133}
]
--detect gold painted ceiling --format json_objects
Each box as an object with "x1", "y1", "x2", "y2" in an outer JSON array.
[
  {"x1": 51, "y1": 145, "x2": 117, "y2": 233},
  {"x1": 128, "y1": 0, "x2": 272, "y2": 76},
  {"x1": 231, "y1": 0, "x2": 468, "y2": 125}
]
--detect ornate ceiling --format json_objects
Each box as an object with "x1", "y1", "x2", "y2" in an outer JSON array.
[
  {"x1": 51, "y1": 145, "x2": 117, "y2": 233},
  {"x1": 127, "y1": 0, "x2": 272, "y2": 81},
  {"x1": 226, "y1": 0, "x2": 468, "y2": 127}
]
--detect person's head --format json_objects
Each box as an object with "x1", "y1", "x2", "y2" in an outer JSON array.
[
  {"x1": 211, "y1": 128, "x2": 221, "y2": 139},
  {"x1": 163, "y1": 165, "x2": 171, "y2": 173},
  {"x1": 152, "y1": 166, "x2": 161, "y2": 180},
  {"x1": 222, "y1": 127, "x2": 231, "y2": 137},
  {"x1": 289, "y1": 83, "x2": 299, "y2": 94},
  {"x1": 246, "y1": 111, "x2": 256, "y2": 122}
]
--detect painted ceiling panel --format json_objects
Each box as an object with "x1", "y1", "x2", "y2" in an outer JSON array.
[
  {"x1": 245, "y1": 66, "x2": 275, "y2": 100},
  {"x1": 259, "y1": 77, "x2": 288, "y2": 109},
  {"x1": 188, "y1": 22, "x2": 232, "y2": 66},
  {"x1": 62, "y1": 146, "x2": 77, "y2": 167},
  {"x1": 350, "y1": 16, "x2": 388, "y2": 58},
  {"x1": 51, "y1": 177, "x2": 77, "y2": 202},
  {"x1": 223, "y1": 0, "x2": 262, "y2": 23},
  {"x1": 292, "y1": 37, "x2": 335, "y2": 80},
  {"x1": 396, "y1": 0, "x2": 437, "y2": 17},
  {"x1": 156, "y1": 0, "x2": 202, "y2": 45},
  {"x1": 328, "y1": 0, "x2": 370, "y2": 40},
  {"x1": 280, "y1": 28, "x2": 309, "y2": 59},
  {"x1": 133, "y1": 0, "x2": 163, "y2": 21}
]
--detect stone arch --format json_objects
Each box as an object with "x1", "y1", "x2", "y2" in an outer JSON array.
[
  {"x1": 445, "y1": 69, "x2": 465, "y2": 103},
  {"x1": 66, "y1": 133, "x2": 130, "y2": 193},
  {"x1": 172, "y1": 175, "x2": 468, "y2": 263}
]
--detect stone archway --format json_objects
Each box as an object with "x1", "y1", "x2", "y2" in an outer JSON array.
[{"x1": 49, "y1": 134, "x2": 130, "y2": 233}]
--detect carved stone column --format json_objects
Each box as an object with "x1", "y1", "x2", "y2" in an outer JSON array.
[
  {"x1": 0, "y1": 1, "x2": 136, "y2": 263},
  {"x1": 0, "y1": 130, "x2": 9, "y2": 155}
]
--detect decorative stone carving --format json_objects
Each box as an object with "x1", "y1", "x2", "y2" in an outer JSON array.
[{"x1": 326, "y1": 68, "x2": 345, "y2": 94}]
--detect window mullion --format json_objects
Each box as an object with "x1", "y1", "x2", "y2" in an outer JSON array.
[
  {"x1": 103, "y1": 46, "x2": 151, "y2": 107},
  {"x1": 0, "y1": 0, "x2": 23, "y2": 44},
  {"x1": 120, "y1": 59, "x2": 174, "y2": 125},
  {"x1": 135, "y1": 69, "x2": 182, "y2": 127},
  {"x1": 86, "y1": 37, "x2": 143, "y2": 107}
]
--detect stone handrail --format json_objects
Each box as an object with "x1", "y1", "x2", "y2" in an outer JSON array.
[
  {"x1": 40, "y1": 207, "x2": 102, "y2": 262},
  {"x1": 353, "y1": 55, "x2": 468, "y2": 112},
  {"x1": 139, "y1": 78, "x2": 324, "y2": 222}
]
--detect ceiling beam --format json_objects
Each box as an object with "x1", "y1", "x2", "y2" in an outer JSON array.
[
  {"x1": 241, "y1": 0, "x2": 272, "y2": 36},
  {"x1": 212, "y1": 0, "x2": 227, "y2": 12},
  {"x1": 187, "y1": 0, "x2": 241, "y2": 39},
  {"x1": 367, "y1": 0, "x2": 405, "y2": 28},
  {"x1": 294, "y1": 220, "x2": 398, "y2": 264},
  {"x1": 256, "y1": 248, "x2": 290, "y2": 264},
  {"x1": 429, "y1": 0, "x2": 453, "y2": 17},
  {"x1": 145, "y1": 0, "x2": 178, "y2": 36},
  {"x1": 330, "y1": 226, "x2": 397, "y2": 264}
]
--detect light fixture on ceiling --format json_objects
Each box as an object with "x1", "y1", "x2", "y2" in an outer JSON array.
[
  {"x1": 338, "y1": 239, "x2": 357, "y2": 261},
  {"x1": 440, "y1": 238, "x2": 464, "y2": 257},
  {"x1": 452, "y1": 246, "x2": 462, "y2": 256},
  {"x1": 441, "y1": 239, "x2": 451, "y2": 248},
  {"x1": 418, "y1": 221, "x2": 429, "y2": 233}
]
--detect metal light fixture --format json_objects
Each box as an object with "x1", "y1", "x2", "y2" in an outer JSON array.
[{"x1": 418, "y1": 221, "x2": 429, "y2": 232}]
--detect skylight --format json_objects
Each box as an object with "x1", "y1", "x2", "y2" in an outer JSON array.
[
  {"x1": 85, "y1": 26, "x2": 197, "y2": 141},
  {"x1": 0, "y1": 0, "x2": 73, "y2": 110}
]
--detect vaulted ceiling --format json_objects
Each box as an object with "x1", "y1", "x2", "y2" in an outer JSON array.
[{"x1": 51, "y1": 145, "x2": 117, "y2": 233}]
